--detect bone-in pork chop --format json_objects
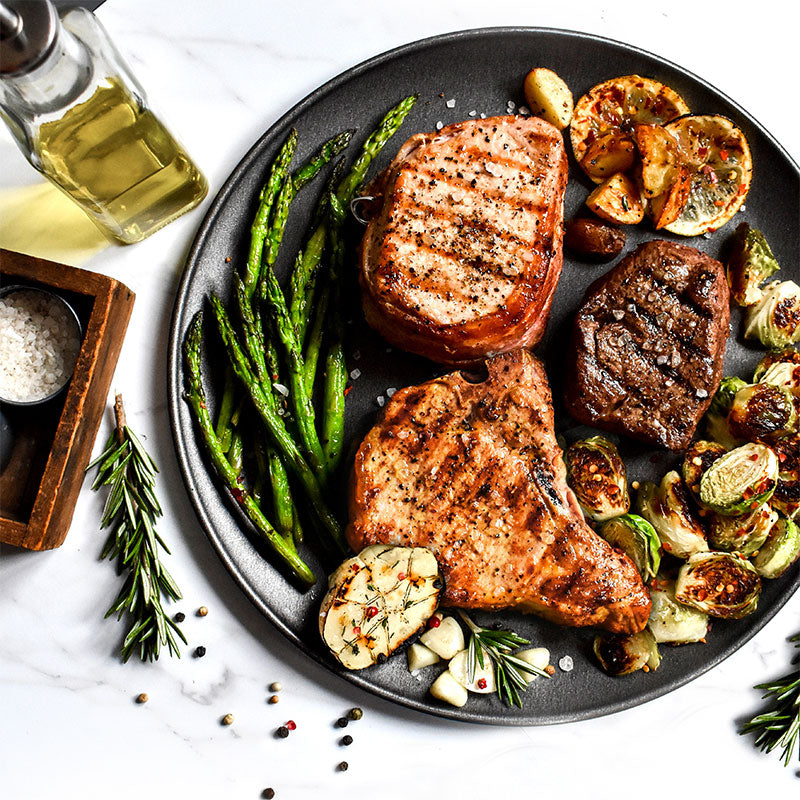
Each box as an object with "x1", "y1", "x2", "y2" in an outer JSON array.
[
  {"x1": 347, "y1": 350, "x2": 652, "y2": 634},
  {"x1": 358, "y1": 116, "x2": 568, "y2": 367}
]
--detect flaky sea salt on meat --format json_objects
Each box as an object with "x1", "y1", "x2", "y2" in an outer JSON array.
[{"x1": 0, "y1": 289, "x2": 80, "y2": 402}]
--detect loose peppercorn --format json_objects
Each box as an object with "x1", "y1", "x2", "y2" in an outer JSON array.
[
  {"x1": 174, "y1": 612, "x2": 185, "y2": 623},
  {"x1": 194, "y1": 646, "x2": 206, "y2": 658},
  {"x1": 262, "y1": 790, "x2": 275, "y2": 799},
  {"x1": 269, "y1": 682, "x2": 282, "y2": 693},
  {"x1": 341, "y1": 735, "x2": 353, "y2": 746},
  {"x1": 348, "y1": 707, "x2": 363, "y2": 721},
  {"x1": 276, "y1": 726, "x2": 289, "y2": 739},
  {"x1": 198, "y1": 606, "x2": 209, "y2": 617},
  {"x1": 269, "y1": 695, "x2": 279, "y2": 704},
  {"x1": 136, "y1": 693, "x2": 148, "y2": 704},
  {"x1": 338, "y1": 761, "x2": 349, "y2": 772},
  {"x1": 286, "y1": 720, "x2": 296, "y2": 731},
  {"x1": 221, "y1": 713, "x2": 234, "y2": 726},
  {"x1": 336, "y1": 717, "x2": 348, "y2": 728}
]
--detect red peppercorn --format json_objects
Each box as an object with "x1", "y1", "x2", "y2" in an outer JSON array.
[
  {"x1": 427, "y1": 616, "x2": 441, "y2": 629},
  {"x1": 286, "y1": 720, "x2": 296, "y2": 731},
  {"x1": 365, "y1": 606, "x2": 378, "y2": 619},
  {"x1": 477, "y1": 678, "x2": 487, "y2": 689},
  {"x1": 397, "y1": 572, "x2": 406, "y2": 581}
]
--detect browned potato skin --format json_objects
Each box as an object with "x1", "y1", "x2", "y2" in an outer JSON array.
[
  {"x1": 586, "y1": 172, "x2": 645, "y2": 225},
  {"x1": 565, "y1": 218, "x2": 626, "y2": 261},
  {"x1": 650, "y1": 165, "x2": 692, "y2": 229},
  {"x1": 580, "y1": 131, "x2": 636, "y2": 184}
]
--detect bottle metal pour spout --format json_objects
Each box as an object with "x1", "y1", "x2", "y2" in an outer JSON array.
[{"x1": 0, "y1": 0, "x2": 208, "y2": 244}]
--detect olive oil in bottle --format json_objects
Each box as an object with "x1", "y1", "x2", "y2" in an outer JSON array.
[
  {"x1": 36, "y1": 78, "x2": 207, "y2": 243},
  {"x1": 0, "y1": 1, "x2": 207, "y2": 245}
]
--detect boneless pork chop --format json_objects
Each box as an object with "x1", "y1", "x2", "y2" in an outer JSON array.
[
  {"x1": 359, "y1": 116, "x2": 568, "y2": 366},
  {"x1": 565, "y1": 240, "x2": 730, "y2": 451},
  {"x1": 348, "y1": 350, "x2": 652, "y2": 634}
]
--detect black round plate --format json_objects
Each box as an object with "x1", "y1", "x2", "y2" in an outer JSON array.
[{"x1": 168, "y1": 27, "x2": 800, "y2": 725}]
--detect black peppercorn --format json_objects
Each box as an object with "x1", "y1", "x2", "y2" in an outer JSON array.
[
  {"x1": 336, "y1": 717, "x2": 348, "y2": 728},
  {"x1": 276, "y1": 726, "x2": 289, "y2": 739},
  {"x1": 194, "y1": 646, "x2": 206, "y2": 658},
  {"x1": 341, "y1": 735, "x2": 353, "y2": 746},
  {"x1": 174, "y1": 612, "x2": 185, "y2": 623},
  {"x1": 347, "y1": 707, "x2": 363, "y2": 721},
  {"x1": 262, "y1": 789, "x2": 275, "y2": 799},
  {"x1": 338, "y1": 761, "x2": 349, "y2": 772}
]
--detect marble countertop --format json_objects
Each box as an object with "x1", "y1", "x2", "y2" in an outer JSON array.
[{"x1": 1, "y1": 1, "x2": 798, "y2": 797}]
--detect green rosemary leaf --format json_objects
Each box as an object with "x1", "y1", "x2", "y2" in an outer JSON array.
[{"x1": 89, "y1": 395, "x2": 184, "y2": 663}]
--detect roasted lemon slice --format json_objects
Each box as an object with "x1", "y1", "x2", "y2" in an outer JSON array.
[
  {"x1": 663, "y1": 114, "x2": 752, "y2": 236},
  {"x1": 571, "y1": 75, "x2": 690, "y2": 183},
  {"x1": 319, "y1": 545, "x2": 442, "y2": 670}
]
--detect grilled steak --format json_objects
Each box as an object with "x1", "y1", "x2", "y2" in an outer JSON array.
[
  {"x1": 347, "y1": 350, "x2": 651, "y2": 634},
  {"x1": 358, "y1": 116, "x2": 568, "y2": 367},
  {"x1": 564, "y1": 239, "x2": 730, "y2": 451}
]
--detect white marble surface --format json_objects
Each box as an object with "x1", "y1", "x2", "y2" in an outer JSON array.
[{"x1": 1, "y1": 1, "x2": 798, "y2": 797}]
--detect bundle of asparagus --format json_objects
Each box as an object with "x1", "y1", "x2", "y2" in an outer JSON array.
[{"x1": 183, "y1": 96, "x2": 416, "y2": 586}]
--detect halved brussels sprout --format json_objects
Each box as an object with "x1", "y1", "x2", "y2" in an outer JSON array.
[
  {"x1": 727, "y1": 383, "x2": 797, "y2": 443},
  {"x1": 752, "y1": 517, "x2": 800, "y2": 579},
  {"x1": 593, "y1": 629, "x2": 660, "y2": 676},
  {"x1": 682, "y1": 440, "x2": 727, "y2": 499},
  {"x1": 753, "y1": 347, "x2": 800, "y2": 383},
  {"x1": 599, "y1": 514, "x2": 661, "y2": 582},
  {"x1": 675, "y1": 552, "x2": 761, "y2": 619},
  {"x1": 564, "y1": 436, "x2": 630, "y2": 523},
  {"x1": 744, "y1": 280, "x2": 800, "y2": 349},
  {"x1": 704, "y1": 376, "x2": 748, "y2": 449},
  {"x1": 708, "y1": 503, "x2": 778, "y2": 555},
  {"x1": 637, "y1": 472, "x2": 708, "y2": 559},
  {"x1": 698, "y1": 442, "x2": 780, "y2": 516},
  {"x1": 647, "y1": 580, "x2": 709, "y2": 644},
  {"x1": 771, "y1": 435, "x2": 800, "y2": 519},
  {"x1": 726, "y1": 223, "x2": 781, "y2": 307}
]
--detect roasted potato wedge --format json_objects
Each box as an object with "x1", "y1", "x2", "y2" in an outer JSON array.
[
  {"x1": 564, "y1": 217, "x2": 626, "y2": 261},
  {"x1": 319, "y1": 545, "x2": 442, "y2": 670},
  {"x1": 571, "y1": 75, "x2": 690, "y2": 182},
  {"x1": 580, "y1": 130, "x2": 636, "y2": 183},
  {"x1": 523, "y1": 67, "x2": 574, "y2": 129},
  {"x1": 633, "y1": 123, "x2": 681, "y2": 198},
  {"x1": 586, "y1": 172, "x2": 644, "y2": 225},
  {"x1": 649, "y1": 164, "x2": 692, "y2": 229},
  {"x1": 663, "y1": 114, "x2": 752, "y2": 236}
]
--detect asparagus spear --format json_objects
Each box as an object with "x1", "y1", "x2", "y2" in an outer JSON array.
[
  {"x1": 183, "y1": 313, "x2": 316, "y2": 586},
  {"x1": 208, "y1": 294, "x2": 346, "y2": 554}
]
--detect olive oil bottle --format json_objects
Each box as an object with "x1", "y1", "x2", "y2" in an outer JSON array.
[{"x1": 0, "y1": 1, "x2": 207, "y2": 244}]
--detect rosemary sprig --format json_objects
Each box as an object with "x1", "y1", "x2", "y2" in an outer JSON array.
[
  {"x1": 740, "y1": 632, "x2": 800, "y2": 766},
  {"x1": 88, "y1": 395, "x2": 187, "y2": 662},
  {"x1": 457, "y1": 611, "x2": 550, "y2": 707}
]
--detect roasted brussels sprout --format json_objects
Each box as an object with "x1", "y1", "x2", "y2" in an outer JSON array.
[
  {"x1": 708, "y1": 503, "x2": 778, "y2": 555},
  {"x1": 753, "y1": 346, "x2": 800, "y2": 383},
  {"x1": 637, "y1": 472, "x2": 708, "y2": 559},
  {"x1": 675, "y1": 552, "x2": 761, "y2": 619},
  {"x1": 647, "y1": 580, "x2": 709, "y2": 644},
  {"x1": 744, "y1": 280, "x2": 800, "y2": 349},
  {"x1": 753, "y1": 517, "x2": 800, "y2": 579},
  {"x1": 593, "y1": 629, "x2": 660, "y2": 676},
  {"x1": 599, "y1": 514, "x2": 661, "y2": 582},
  {"x1": 682, "y1": 440, "x2": 727, "y2": 499},
  {"x1": 698, "y1": 442, "x2": 780, "y2": 516},
  {"x1": 726, "y1": 223, "x2": 780, "y2": 307},
  {"x1": 564, "y1": 436, "x2": 630, "y2": 522},
  {"x1": 727, "y1": 382, "x2": 797, "y2": 443},
  {"x1": 771, "y1": 435, "x2": 800, "y2": 518},
  {"x1": 704, "y1": 376, "x2": 748, "y2": 449}
]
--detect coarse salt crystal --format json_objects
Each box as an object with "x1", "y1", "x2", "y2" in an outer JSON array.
[
  {"x1": 445, "y1": 98, "x2": 455, "y2": 108},
  {"x1": 376, "y1": 396, "x2": 385, "y2": 407},
  {"x1": 436, "y1": 121, "x2": 443, "y2": 130},
  {"x1": 558, "y1": 656, "x2": 574, "y2": 672},
  {"x1": 506, "y1": 100, "x2": 516, "y2": 110},
  {"x1": 519, "y1": 106, "x2": 530, "y2": 115},
  {"x1": 350, "y1": 368, "x2": 361, "y2": 380},
  {"x1": 352, "y1": 349, "x2": 361, "y2": 360},
  {"x1": 386, "y1": 387, "x2": 397, "y2": 397},
  {"x1": 273, "y1": 382, "x2": 289, "y2": 396},
  {"x1": 468, "y1": 110, "x2": 477, "y2": 116}
]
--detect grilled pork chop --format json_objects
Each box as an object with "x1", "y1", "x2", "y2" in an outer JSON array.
[
  {"x1": 347, "y1": 350, "x2": 651, "y2": 634},
  {"x1": 359, "y1": 116, "x2": 568, "y2": 366},
  {"x1": 565, "y1": 240, "x2": 730, "y2": 451}
]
